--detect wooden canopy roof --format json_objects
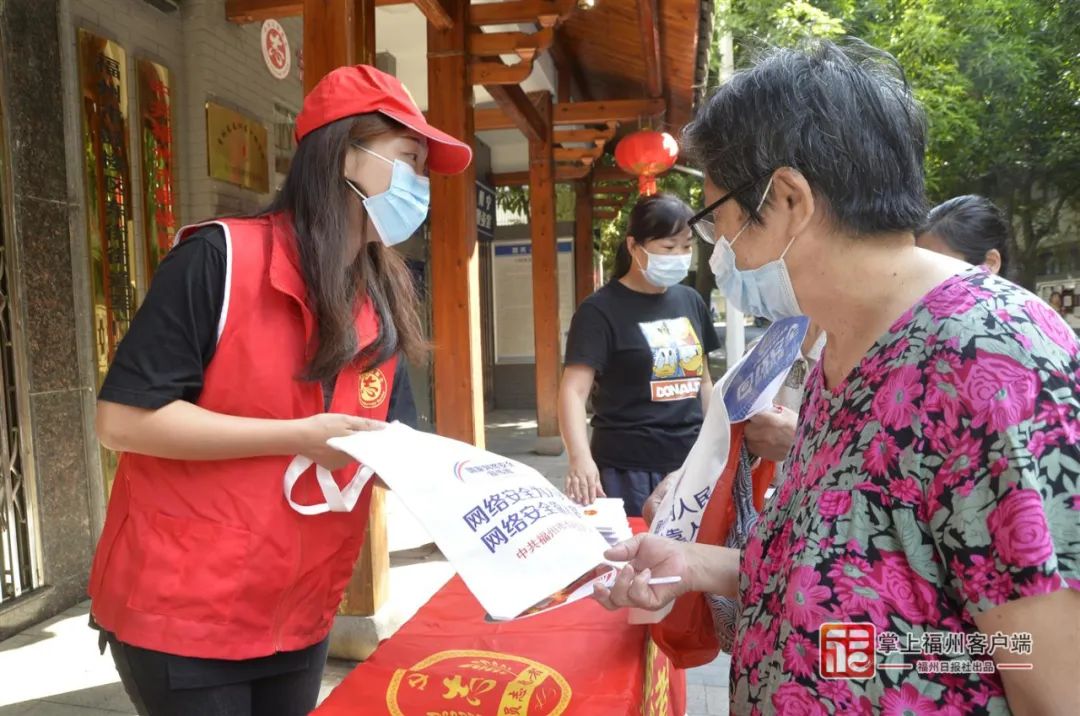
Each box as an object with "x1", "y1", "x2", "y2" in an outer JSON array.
[
  {"x1": 228, "y1": 0, "x2": 711, "y2": 182},
  {"x1": 555, "y1": 0, "x2": 708, "y2": 130}
]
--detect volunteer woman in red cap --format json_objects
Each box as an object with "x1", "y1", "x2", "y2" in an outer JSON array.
[{"x1": 87, "y1": 66, "x2": 471, "y2": 716}]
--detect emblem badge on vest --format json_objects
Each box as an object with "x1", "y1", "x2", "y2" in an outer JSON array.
[{"x1": 359, "y1": 368, "x2": 388, "y2": 408}]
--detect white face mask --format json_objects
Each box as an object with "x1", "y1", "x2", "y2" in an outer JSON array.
[
  {"x1": 345, "y1": 145, "x2": 430, "y2": 247},
  {"x1": 708, "y1": 177, "x2": 804, "y2": 321},
  {"x1": 637, "y1": 249, "x2": 693, "y2": 288}
]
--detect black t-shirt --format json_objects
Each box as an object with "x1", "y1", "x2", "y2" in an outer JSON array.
[
  {"x1": 99, "y1": 225, "x2": 416, "y2": 425},
  {"x1": 564, "y1": 280, "x2": 720, "y2": 473}
]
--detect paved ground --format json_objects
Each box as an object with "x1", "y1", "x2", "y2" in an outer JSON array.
[{"x1": 0, "y1": 410, "x2": 729, "y2": 715}]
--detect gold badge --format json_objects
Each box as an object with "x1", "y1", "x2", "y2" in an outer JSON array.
[{"x1": 358, "y1": 368, "x2": 388, "y2": 409}]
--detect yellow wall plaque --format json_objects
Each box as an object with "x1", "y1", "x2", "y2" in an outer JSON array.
[
  {"x1": 206, "y1": 101, "x2": 270, "y2": 193},
  {"x1": 78, "y1": 29, "x2": 137, "y2": 496}
]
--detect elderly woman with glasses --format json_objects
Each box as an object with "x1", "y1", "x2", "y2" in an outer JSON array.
[{"x1": 594, "y1": 40, "x2": 1079, "y2": 716}]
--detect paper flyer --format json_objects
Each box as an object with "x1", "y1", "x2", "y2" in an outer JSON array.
[{"x1": 326, "y1": 424, "x2": 627, "y2": 621}]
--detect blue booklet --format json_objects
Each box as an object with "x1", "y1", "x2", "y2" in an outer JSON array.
[{"x1": 723, "y1": 316, "x2": 810, "y2": 422}]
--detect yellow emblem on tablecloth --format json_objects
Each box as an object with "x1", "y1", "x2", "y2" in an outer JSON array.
[{"x1": 386, "y1": 649, "x2": 572, "y2": 715}]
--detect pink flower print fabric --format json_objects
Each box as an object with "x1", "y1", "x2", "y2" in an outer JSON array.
[{"x1": 729, "y1": 268, "x2": 1080, "y2": 715}]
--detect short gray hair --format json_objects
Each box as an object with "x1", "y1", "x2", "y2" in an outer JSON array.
[{"x1": 684, "y1": 39, "x2": 928, "y2": 235}]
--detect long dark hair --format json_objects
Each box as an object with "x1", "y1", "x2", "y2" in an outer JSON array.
[
  {"x1": 261, "y1": 114, "x2": 426, "y2": 382},
  {"x1": 612, "y1": 193, "x2": 694, "y2": 279},
  {"x1": 917, "y1": 195, "x2": 1011, "y2": 274}
]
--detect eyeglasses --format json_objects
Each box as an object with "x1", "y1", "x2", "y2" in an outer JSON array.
[{"x1": 687, "y1": 174, "x2": 771, "y2": 245}]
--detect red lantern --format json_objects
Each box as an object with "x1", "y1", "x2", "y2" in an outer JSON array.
[{"x1": 614, "y1": 130, "x2": 679, "y2": 196}]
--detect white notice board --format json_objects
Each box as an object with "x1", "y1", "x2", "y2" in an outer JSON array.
[{"x1": 492, "y1": 239, "x2": 575, "y2": 363}]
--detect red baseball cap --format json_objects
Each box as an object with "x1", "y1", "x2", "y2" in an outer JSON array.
[{"x1": 295, "y1": 65, "x2": 472, "y2": 175}]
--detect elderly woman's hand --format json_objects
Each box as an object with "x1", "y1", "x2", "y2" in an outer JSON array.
[
  {"x1": 592, "y1": 535, "x2": 742, "y2": 612},
  {"x1": 745, "y1": 405, "x2": 798, "y2": 463},
  {"x1": 592, "y1": 534, "x2": 693, "y2": 612},
  {"x1": 641, "y1": 471, "x2": 679, "y2": 526}
]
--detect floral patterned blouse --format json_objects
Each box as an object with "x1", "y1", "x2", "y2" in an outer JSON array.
[{"x1": 731, "y1": 268, "x2": 1080, "y2": 715}]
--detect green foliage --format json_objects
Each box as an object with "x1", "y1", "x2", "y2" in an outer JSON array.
[
  {"x1": 720, "y1": 0, "x2": 1080, "y2": 286},
  {"x1": 495, "y1": 157, "x2": 704, "y2": 286},
  {"x1": 495, "y1": 186, "x2": 530, "y2": 223},
  {"x1": 495, "y1": 184, "x2": 577, "y2": 224}
]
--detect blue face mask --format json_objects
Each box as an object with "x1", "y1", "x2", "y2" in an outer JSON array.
[
  {"x1": 707, "y1": 177, "x2": 804, "y2": 321},
  {"x1": 346, "y1": 145, "x2": 430, "y2": 247}
]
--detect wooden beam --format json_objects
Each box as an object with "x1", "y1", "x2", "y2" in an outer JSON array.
[
  {"x1": 474, "y1": 105, "x2": 513, "y2": 132},
  {"x1": 594, "y1": 208, "x2": 619, "y2": 220},
  {"x1": 594, "y1": 184, "x2": 635, "y2": 196},
  {"x1": 226, "y1": 0, "x2": 300, "y2": 21},
  {"x1": 557, "y1": 164, "x2": 593, "y2": 181},
  {"x1": 574, "y1": 175, "x2": 595, "y2": 305},
  {"x1": 476, "y1": 98, "x2": 665, "y2": 131},
  {"x1": 492, "y1": 163, "x2": 614, "y2": 185},
  {"x1": 414, "y1": 0, "x2": 453, "y2": 30},
  {"x1": 494, "y1": 165, "x2": 635, "y2": 185},
  {"x1": 485, "y1": 85, "x2": 545, "y2": 143},
  {"x1": 228, "y1": 0, "x2": 416, "y2": 23},
  {"x1": 593, "y1": 165, "x2": 638, "y2": 181},
  {"x1": 636, "y1": 0, "x2": 664, "y2": 97},
  {"x1": 491, "y1": 171, "x2": 531, "y2": 186},
  {"x1": 554, "y1": 125, "x2": 616, "y2": 145},
  {"x1": 469, "y1": 59, "x2": 534, "y2": 86},
  {"x1": 529, "y1": 93, "x2": 560, "y2": 438},
  {"x1": 428, "y1": 0, "x2": 484, "y2": 446},
  {"x1": 555, "y1": 98, "x2": 665, "y2": 124},
  {"x1": 554, "y1": 146, "x2": 602, "y2": 163},
  {"x1": 595, "y1": 198, "x2": 627, "y2": 210},
  {"x1": 469, "y1": 27, "x2": 553, "y2": 60},
  {"x1": 469, "y1": 0, "x2": 574, "y2": 27}
]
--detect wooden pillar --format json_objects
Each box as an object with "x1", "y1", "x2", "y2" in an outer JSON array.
[
  {"x1": 529, "y1": 92, "x2": 560, "y2": 437},
  {"x1": 300, "y1": 0, "x2": 386, "y2": 620},
  {"x1": 354, "y1": 0, "x2": 387, "y2": 616},
  {"x1": 303, "y1": 0, "x2": 358, "y2": 94},
  {"x1": 338, "y1": 486, "x2": 388, "y2": 615},
  {"x1": 574, "y1": 175, "x2": 594, "y2": 305},
  {"x1": 354, "y1": 0, "x2": 376, "y2": 66},
  {"x1": 428, "y1": 0, "x2": 484, "y2": 446}
]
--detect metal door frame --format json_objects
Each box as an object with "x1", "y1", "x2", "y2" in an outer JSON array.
[{"x1": 0, "y1": 58, "x2": 43, "y2": 607}]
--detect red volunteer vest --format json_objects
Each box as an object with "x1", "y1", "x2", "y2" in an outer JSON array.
[{"x1": 88, "y1": 214, "x2": 397, "y2": 660}]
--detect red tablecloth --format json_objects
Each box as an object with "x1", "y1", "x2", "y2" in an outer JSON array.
[{"x1": 316, "y1": 521, "x2": 686, "y2": 716}]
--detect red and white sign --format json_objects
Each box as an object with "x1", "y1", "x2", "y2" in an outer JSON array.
[{"x1": 260, "y1": 19, "x2": 290, "y2": 80}]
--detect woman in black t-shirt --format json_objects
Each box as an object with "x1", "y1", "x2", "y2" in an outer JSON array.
[{"x1": 559, "y1": 194, "x2": 720, "y2": 516}]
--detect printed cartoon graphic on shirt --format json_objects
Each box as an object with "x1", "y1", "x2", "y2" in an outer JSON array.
[{"x1": 638, "y1": 318, "x2": 704, "y2": 402}]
